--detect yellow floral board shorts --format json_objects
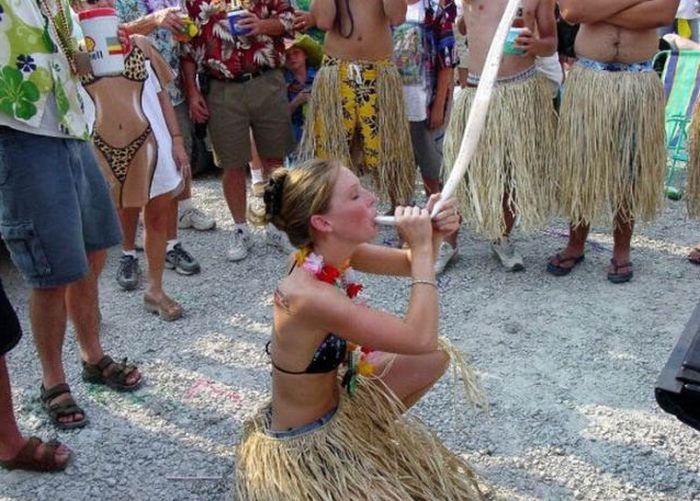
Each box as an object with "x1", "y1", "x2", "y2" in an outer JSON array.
[
  {"x1": 300, "y1": 56, "x2": 416, "y2": 204},
  {"x1": 327, "y1": 57, "x2": 381, "y2": 169}
]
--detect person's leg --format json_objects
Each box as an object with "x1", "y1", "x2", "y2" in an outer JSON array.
[
  {"x1": 144, "y1": 195, "x2": 183, "y2": 319},
  {"x1": 0, "y1": 356, "x2": 71, "y2": 468},
  {"x1": 502, "y1": 191, "x2": 516, "y2": 237},
  {"x1": 410, "y1": 121, "x2": 442, "y2": 196},
  {"x1": 547, "y1": 222, "x2": 589, "y2": 273},
  {"x1": 0, "y1": 356, "x2": 25, "y2": 459},
  {"x1": 66, "y1": 250, "x2": 141, "y2": 385},
  {"x1": 30, "y1": 285, "x2": 88, "y2": 425},
  {"x1": 222, "y1": 167, "x2": 249, "y2": 224},
  {"x1": 608, "y1": 211, "x2": 634, "y2": 280},
  {"x1": 119, "y1": 208, "x2": 140, "y2": 251},
  {"x1": 374, "y1": 350, "x2": 450, "y2": 410},
  {"x1": 175, "y1": 102, "x2": 215, "y2": 231}
]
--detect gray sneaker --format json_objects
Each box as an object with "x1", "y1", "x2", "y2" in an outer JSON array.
[
  {"x1": 227, "y1": 228, "x2": 253, "y2": 262},
  {"x1": 434, "y1": 241, "x2": 458, "y2": 275},
  {"x1": 165, "y1": 243, "x2": 201, "y2": 275},
  {"x1": 491, "y1": 237, "x2": 524, "y2": 272},
  {"x1": 178, "y1": 207, "x2": 216, "y2": 231},
  {"x1": 117, "y1": 254, "x2": 141, "y2": 291}
]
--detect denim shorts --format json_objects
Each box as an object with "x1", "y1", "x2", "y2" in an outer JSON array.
[
  {"x1": 0, "y1": 127, "x2": 122, "y2": 288},
  {"x1": 265, "y1": 406, "x2": 338, "y2": 439}
]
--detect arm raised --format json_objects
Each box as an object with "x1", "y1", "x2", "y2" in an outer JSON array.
[{"x1": 291, "y1": 274, "x2": 440, "y2": 354}]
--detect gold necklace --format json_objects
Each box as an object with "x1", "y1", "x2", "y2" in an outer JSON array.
[{"x1": 37, "y1": 0, "x2": 79, "y2": 74}]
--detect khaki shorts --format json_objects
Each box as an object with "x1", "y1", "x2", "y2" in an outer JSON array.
[{"x1": 207, "y1": 70, "x2": 293, "y2": 168}]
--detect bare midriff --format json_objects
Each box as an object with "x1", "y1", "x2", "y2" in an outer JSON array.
[
  {"x1": 575, "y1": 23, "x2": 659, "y2": 64},
  {"x1": 270, "y1": 372, "x2": 340, "y2": 431}
]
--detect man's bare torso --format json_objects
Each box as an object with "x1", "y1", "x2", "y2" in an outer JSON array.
[
  {"x1": 323, "y1": 0, "x2": 394, "y2": 61},
  {"x1": 463, "y1": 0, "x2": 542, "y2": 77},
  {"x1": 575, "y1": 23, "x2": 659, "y2": 64}
]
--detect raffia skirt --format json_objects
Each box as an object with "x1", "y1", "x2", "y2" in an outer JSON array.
[
  {"x1": 686, "y1": 100, "x2": 700, "y2": 217},
  {"x1": 235, "y1": 340, "x2": 486, "y2": 500},
  {"x1": 442, "y1": 69, "x2": 558, "y2": 239},
  {"x1": 557, "y1": 63, "x2": 666, "y2": 227},
  {"x1": 298, "y1": 56, "x2": 416, "y2": 205}
]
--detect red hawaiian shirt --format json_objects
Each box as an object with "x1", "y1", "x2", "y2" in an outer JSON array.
[{"x1": 182, "y1": 0, "x2": 294, "y2": 79}]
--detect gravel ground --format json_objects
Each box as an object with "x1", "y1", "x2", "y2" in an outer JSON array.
[{"x1": 1, "y1": 174, "x2": 700, "y2": 501}]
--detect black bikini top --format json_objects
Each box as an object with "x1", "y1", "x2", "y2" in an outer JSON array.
[
  {"x1": 266, "y1": 260, "x2": 347, "y2": 375},
  {"x1": 266, "y1": 335, "x2": 347, "y2": 375}
]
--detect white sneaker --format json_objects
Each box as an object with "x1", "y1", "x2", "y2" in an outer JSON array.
[
  {"x1": 266, "y1": 224, "x2": 296, "y2": 254},
  {"x1": 434, "y1": 241, "x2": 458, "y2": 275},
  {"x1": 247, "y1": 182, "x2": 267, "y2": 226},
  {"x1": 178, "y1": 207, "x2": 216, "y2": 231},
  {"x1": 491, "y1": 237, "x2": 524, "y2": 272},
  {"x1": 227, "y1": 228, "x2": 253, "y2": 261}
]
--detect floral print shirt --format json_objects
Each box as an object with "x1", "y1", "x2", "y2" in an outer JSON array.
[
  {"x1": 115, "y1": 0, "x2": 185, "y2": 106},
  {"x1": 181, "y1": 0, "x2": 295, "y2": 79},
  {"x1": 393, "y1": 0, "x2": 457, "y2": 116},
  {"x1": 0, "y1": 1, "x2": 92, "y2": 139}
]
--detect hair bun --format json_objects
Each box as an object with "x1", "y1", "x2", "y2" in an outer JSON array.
[{"x1": 264, "y1": 172, "x2": 287, "y2": 223}]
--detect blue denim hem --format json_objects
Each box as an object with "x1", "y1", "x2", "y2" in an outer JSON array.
[
  {"x1": 265, "y1": 406, "x2": 339, "y2": 439},
  {"x1": 577, "y1": 56, "x2": 654, "y2": 73}
]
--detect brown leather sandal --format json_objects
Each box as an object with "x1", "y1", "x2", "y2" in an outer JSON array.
[
  {"x1": 82, "y1": 355, "x2": 142, "y2": 391},
  {"x1": 144, "y1": 294, "x2": 183, "y2": 322},
  {"x1": 39, "y1": 383, "x2": 88, "y2": 430},
  {"x1": 0, "y1": 437, "x2": 71, "y2": 472}
]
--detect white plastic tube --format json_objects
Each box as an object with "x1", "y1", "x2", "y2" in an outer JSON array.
[{"x1": 375, "y1": 0, "x2": 521, "y2": 226}]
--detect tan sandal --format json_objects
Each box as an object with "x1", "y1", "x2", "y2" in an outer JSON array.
[{"x1": 144, "y1": 294, "x2": 183, "y2": 321}]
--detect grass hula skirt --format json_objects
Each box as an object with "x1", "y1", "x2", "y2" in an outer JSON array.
[
  {"x1": 687, "y1": 100, "x2": 700, "y2": 217},
  {"x1": 298, "y1": 57, "x2": 416, "y2": 205},
  {"x1": 442, "y1": 71, "x2": 557, "y2": 239},
  {"x1": 558, "y1": 65, "x2": 666, "y2": 227},
  {"x1": 235, "y1": 339, "x2": 487, "y2": 500}
]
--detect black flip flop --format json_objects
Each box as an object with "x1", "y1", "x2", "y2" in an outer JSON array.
[
  {"x1": 607, "y1": 259, "x2": 634, "y2": 284},
  {"x1": 546, "y1": 253, "x2": 585, "y2": 276}
]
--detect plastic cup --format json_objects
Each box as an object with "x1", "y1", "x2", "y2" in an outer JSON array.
[
  {"x1": 227, "y1": 9, "x2": 252, "y2": 36},
  {"x1": 173, "y1": 14, "x2": 198, "y2": 43},
  {"x1": 78, "y1": 7, "x2": 125, "y2": 76},
  {"x1": 503, "y1": 27, "x2": 527, "y2": 55}
]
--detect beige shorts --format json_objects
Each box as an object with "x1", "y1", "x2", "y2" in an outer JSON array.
[{"x1": 206, "y1": 69, "x2": 293, "y2": 168}]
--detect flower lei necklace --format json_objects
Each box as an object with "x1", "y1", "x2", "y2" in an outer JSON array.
[{"x1": 295, "y1": 247, "x2": 375, "y2": 394}]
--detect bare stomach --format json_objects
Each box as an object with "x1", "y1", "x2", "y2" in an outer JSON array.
[
  {"x1": 270, "y1": 372, "x2": 340, "y2": 431},
  {"x1": 323, "y1": 30, "x2": 394, "y2": 61},
  {"x1": 469, "y1": 53, "x2": 536, "y2": 79},
  {"x1": 575, "y1": 24, "x2": 659, "y2": 64}
]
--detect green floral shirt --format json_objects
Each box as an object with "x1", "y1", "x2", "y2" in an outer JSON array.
[{"x1": 0, "y1": 1, "x2": 92, "y2": 139}]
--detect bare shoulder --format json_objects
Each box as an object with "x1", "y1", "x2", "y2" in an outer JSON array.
[{"x1": 275, "y1": 270, "x2": 343, "y2": 315}]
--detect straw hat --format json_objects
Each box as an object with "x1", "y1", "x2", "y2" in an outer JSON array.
[{"x1": 284, "y1": 34, "x2": 323, "y2": 68}]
